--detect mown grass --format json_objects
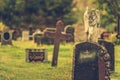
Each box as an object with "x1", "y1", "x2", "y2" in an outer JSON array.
[
  {"x1": 111, "y1": 45, "x2": 120, "y2": 80},
  {"x1": 0, "y1": 41, "x2": 73, "y2": 80},
  {"x1": 0, "y1": 41, "x2": 120, "y2": 80}
]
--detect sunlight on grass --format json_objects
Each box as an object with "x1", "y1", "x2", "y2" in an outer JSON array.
[{"x1": 0, "y1": 41, "x2": 120, "y2": 80}]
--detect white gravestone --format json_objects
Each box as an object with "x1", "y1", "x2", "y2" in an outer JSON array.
[{"x1": 22, "y1": 30, "x2": 29, "y2": 41}]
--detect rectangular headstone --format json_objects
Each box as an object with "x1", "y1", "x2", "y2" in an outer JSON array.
[
  {"x1": 22, "y1": 30, "x2": 29, "y2": 41},
  {"x1": 26, "y1": 48, "x2": 48, "y2": 62},
  {"x1": 72, "y1": 42, "x2": 111, "y2": 80},
  {"x1": 74, "y1": 23, "x2": 87, "y2": 43}
]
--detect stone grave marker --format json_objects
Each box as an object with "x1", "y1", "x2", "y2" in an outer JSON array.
[
  {"x1": 72, "y1": 42, "x2": 111, "y2": 80},
  {"x1": 43, "y1": 28, "x2": 56, "y2": 44},
  {"x1": 22, "y1": 30, "x2": 29, "y2": 41},
  {"x1": 74, "y1": 23, "x2": 87, "y2": 43},
  {"x1": 44, "y1": 20, "x2": 73, "y2": 66},
  {"x1": 1, "y1": 29, "x2": 13, "y2": 45},
  {"x1": 98, "y1": 40, "x2": 115, "y2": 72},
  {"x1": 34, "y1": 33, "x2": 44, "y2": 46},
  {"x1": 29, "y1": 27, "x2": 34, "y2": 40},
  {"x1": 64, "y1": 25, "x2": 74, "y2": 42},
  {"x1": 33, "y1": 29, "x2": 44, "y2": 46},
  {"x1": 12, "y1": 29, "x2": 20, "y2": 40},
  {"x1": 26, "y1": 48, "x2": 48, "y2": 62}
]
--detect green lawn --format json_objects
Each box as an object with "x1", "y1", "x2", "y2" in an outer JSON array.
[{"x1": 0, "y1": 41, "x2": 120, "y2": 80}]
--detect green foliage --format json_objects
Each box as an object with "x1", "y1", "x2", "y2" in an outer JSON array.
[
  {"x1": 0, "y1": 22, "x2": 6, "y2": 31},
  {"x1": 0, "y1": 0, "x2": 76, "y2": 28},
  {"x1": 97, "y1": 0, "x2": 120, "y2": 30},
  {"x1": 109, "y1": 33, "x2": 120, "y2": 45}
]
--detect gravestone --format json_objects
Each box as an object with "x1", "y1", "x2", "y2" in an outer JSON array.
[
  {"x1": 12, "y1": 29, "x2": 20, "y2": 40},
  {"x1": 98, "y1": 40, "x2": 115, "y2": 72},
  {"x1": 22, "y1": 30, "x2": 29, "y2": 41},
  {"x1": 34, "y1": 33, "x2": 44, "y2": 46},
  {"x1": 29, "y1": 27, "x2": 34, "y2": 40},
  {"x1": 100, "y1": 32, "x2": 110, "y2": 41},
  {"x1": 26, "y1": 48, "x2": 48, "y2": 62},
  {"x1": 43, "y1": 28, "x2": 56, "y2": 44},
  {"x1": 1, "y1": 30, "x2": 12, "y2": 45},
  {"x1": 64, "y1": 25, "x2": 74, "y2": 42},
  {"x1": 74, "y1": 23, "x2": 87, "y2": 43},
  {"x1": 72, "y1": 42, "x2": 111, "y2": 80},
  {"x1": 44, "y1": 20, "x2": 73, "y2": 66},
  {"x1": 33, "y1": 29, "x2": 44, "y2": 46}
]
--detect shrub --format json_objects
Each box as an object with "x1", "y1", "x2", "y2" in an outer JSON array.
[{"x1": 109, "y1": 33, "x2": 120, "y2": 45}]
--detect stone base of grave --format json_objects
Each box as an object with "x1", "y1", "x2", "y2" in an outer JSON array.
[{"x1": 26, "y1": 48, "x2": 48, "y2": 62}]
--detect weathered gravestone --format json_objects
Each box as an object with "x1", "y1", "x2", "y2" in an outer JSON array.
[
  {"x1": 98, "y1": 40, "x2": 115, "y2": 72},
  {"x1": 22, "y1": 30, "x2": 29, "y2": 41},
  {"x1": 43, "y1": 28, "x2": 56, "y2": 44},
  {"x1": 29, "y1": 27, "x2": 34, "y2": 40},
  {"x1": 12, "y1": 29, "x2": 19, "y2": 40},
  {"x1": 1, "y1": 30, "x2": 12, "y2": 45},
  {"x1": 74, "y1": 23, "x2": 87, "y2": 43},
  {"x1": 64, "y1": 25, "x2": 74, "y2": 42},
  {"x1": 44, "y1": 20, "x2": 73, "y2": 66},
  {"x1": 33, "y1": 29, "x2": 43, "y2": 46},
  {"x1": 34, "y1": 33, "x2": 44, "y2": 46},
  {"x1": 26, "y1": 48, "x2": 48, "y2": 62},
  {"x1": 72, "y1": 42, "x2": 111, "y2": 80}
]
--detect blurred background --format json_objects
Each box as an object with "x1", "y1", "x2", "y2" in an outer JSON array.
[{"x1": 0, "y1": 0, "x2": 120, "y2": 44}]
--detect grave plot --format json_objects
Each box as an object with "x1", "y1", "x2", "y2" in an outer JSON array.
[
  {"x1": 26, "y1": 48, "x2": 48, "y2": 62},
  {"x1": 72, "y1": 42, "x2": 111, "y2": 80}
]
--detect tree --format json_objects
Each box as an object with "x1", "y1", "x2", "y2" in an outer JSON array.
[
  {"x1": 97, "y1": 0, "x2": 120, "y2": 31},
  {"x1": 0, "y1": 0, "x2": 76, "y2": 28}
]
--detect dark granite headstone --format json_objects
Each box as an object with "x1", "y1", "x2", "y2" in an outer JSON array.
[
  {"x1": 26, "y1": 48, "x2": 48, "y2": 62},
  {"x1": 72, "y1": 42, "x2": 111, "y2": 80},
  {"x1": 34, "y1": 33, "x2": 44, "y2": 46},
  {"x1": 98, "y1": 40, "x2": 115, "y2": 72},
  {"x1": 29, "y1": 27, "x2": 34, "y2": 40},
  {"x1": 64, "y1": 25, "x2": 74, "y2": 42},
  {"x1": 1, "y1": 30, "x2": 12, "y2": 45}
]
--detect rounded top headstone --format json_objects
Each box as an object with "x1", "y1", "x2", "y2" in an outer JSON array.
[{"x1": 56, "y1": 20, "x2": 64, "y2": 32}]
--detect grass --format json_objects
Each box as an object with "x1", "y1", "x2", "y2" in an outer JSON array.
[{"x1": 0, "y1": 41, "x2": 120, "y2": 80}]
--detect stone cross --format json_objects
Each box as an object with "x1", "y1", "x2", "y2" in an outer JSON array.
[{"x1": 44, "y1": 20, "x2": 72, "y2": 66}]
